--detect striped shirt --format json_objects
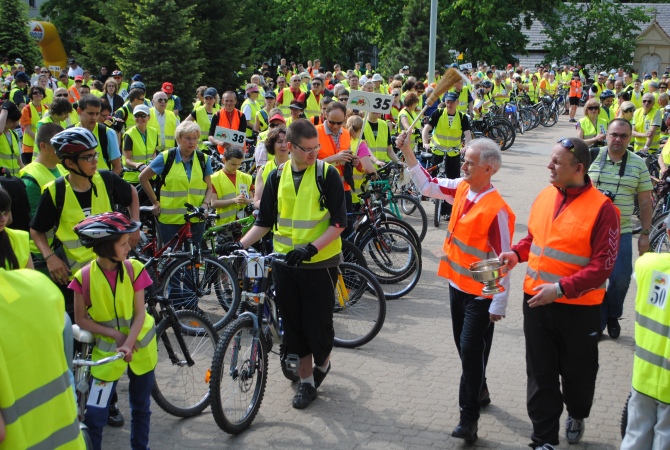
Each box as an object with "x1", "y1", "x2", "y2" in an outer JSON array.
[{"x1": 588, "y1": 150, "x2": 652, "y2": 233}]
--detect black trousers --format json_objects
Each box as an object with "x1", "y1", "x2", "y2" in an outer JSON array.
[
  {"x1": 449, "y1": 286, "x2": 494, "y2": 423},
  {"x1": 274, "y1": 263, "x2": 338, "y2": 367},
  {"x1": 523, "y1": 293, "x2": 600, "y2": 446}
]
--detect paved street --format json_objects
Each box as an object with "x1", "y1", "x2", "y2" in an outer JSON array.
[{"x1": 107, "y1": 111, "x2": 636, "y2": 449}]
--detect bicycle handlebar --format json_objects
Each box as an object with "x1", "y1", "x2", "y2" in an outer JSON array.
[{"x1": 73, "y1": 351, "x2": 125, "y2": 367}]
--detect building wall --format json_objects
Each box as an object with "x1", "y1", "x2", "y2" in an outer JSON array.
[{"x1": 633, "y1": 24, "x2": 670, "y2": 75}]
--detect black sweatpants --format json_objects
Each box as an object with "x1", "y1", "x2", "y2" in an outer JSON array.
[
  {"x1": 523, "y1": 293, "x2": 600, "y2": 446},
  {"x1": 273, "y1": 263, "x2": 338, "y2": 367}
]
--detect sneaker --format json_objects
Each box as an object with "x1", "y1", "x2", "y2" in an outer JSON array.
[
  {"x1": 607, "y1": 317, "x2": 621, "y2": 339},
  {"x1": 313, "y1": 362, "x2": 330, "y2": 389},
  {"x1": 569, "y1": 118, "x2": 577, "y2": 123},
  {"x1": 451, "y1": 420, "x2": 478, "y2": 442},
  {"x1": 535, "y1": 445, "x2": 556, "y2": 450},
  {"x1": 566, "y1": 415, "x2": 585, "y2": 444},
  {"x1": 292, "y1": 383, "x2": 317, "y2": 409},
  {"x1": 107, "y1": 403, "x2": 124, "y2": 427},
  {"x1": 479, "y1": 387, "x2": 491, "y2": 407}
]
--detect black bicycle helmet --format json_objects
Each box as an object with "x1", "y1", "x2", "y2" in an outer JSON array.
[
  {"x1": 51, "y1": 127, "x2": 98, "y2": 159},
  {"x1": 482, "y1": 80, "x2": 493, "y2": 88},
  {"x1": 600, "y1": 89, "x2": 615, "y2": 100},
  {"x1": 129, "y1": 81, "x2": 146, "y2": 91},
  {"x1": 74, "y1": 212, "x2": 140, "y2": 248},
  {"x1": 542, "y1": 95, "x2": 553, "y2": 104}
]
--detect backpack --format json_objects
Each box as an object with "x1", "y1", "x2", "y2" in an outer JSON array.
[
  {"x1": 65, "y1": 123, "x2": 109, "y2": 166},
  {"x1": 272, "y1": 159, "x2": 327, "y2": 229},
  {"x1": 157, "y1": 148, "x2": 207, "y2": 199}
]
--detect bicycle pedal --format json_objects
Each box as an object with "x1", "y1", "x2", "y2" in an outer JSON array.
[{"x1": 285, "y1": 354, "x2": 300, "y2": 375}]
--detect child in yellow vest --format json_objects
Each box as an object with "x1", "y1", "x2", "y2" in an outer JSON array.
[
  {"x1": 211, "y1": 147, "x2": 253, "y2": 225},
  {"x1": 69, "y1": 212, "x2": 156, "y2": 450}
]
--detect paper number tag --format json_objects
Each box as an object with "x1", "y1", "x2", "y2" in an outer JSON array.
[
  {"x1": 87, "y1": 378, "x2": 114, "y2": 408},
  {"x1": 215, "y1": 126, "x2": 246, "y2": 147},
  {"x1": 246, "y1": 257, "x2": 265, "y2": 278},
  {"x1": 346, "y1": 90, "x2": 393, "y2": 114}
]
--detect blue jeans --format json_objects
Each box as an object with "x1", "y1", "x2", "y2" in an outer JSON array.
[
  {"x1": 449, "y1": 286, "x2": 494, "y2": 423},
  {"x1": 601, "y1": 232, "x2": 632, "y2": 329},
  {"x1": 84, "y1": 369, "x2": 155, "y2": 450}
]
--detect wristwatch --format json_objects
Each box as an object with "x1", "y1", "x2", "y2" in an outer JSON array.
[
  {"x1": 555, "y1": 282, "x2": 564, "y2": 299},
  {"x1": 641, "y1": 229, "x2": 650, "y2": 235}
]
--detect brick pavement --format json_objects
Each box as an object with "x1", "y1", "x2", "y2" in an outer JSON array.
[{"x1": 106, "y1": 114, "x2": 636, "y2": 449}]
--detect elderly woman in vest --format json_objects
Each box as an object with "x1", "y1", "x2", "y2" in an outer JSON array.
[
  {"x1": 139, "y1": 121, "x2": 213, "y2": 248},
  {"x1": 577, "y1": 99, "x2": 608, "y2": 147}
]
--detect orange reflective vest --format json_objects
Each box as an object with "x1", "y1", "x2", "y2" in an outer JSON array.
[
  {"x1": 524, "y1": 186, "x2": 612, "y2": 305},
  {"x1": 437, "y1": 183, "x2": 515, "y2": 296},
  {"x1": 216, "y1": 109, "x2": 242, "y2": 154},
  {"x1": 316, "y1": 124, "x2": 352, "y2": 191}
]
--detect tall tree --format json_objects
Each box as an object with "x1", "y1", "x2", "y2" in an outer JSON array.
[
  {"x1": 0, "y1": 0, "x2": 41, "y2": 68},
  {"x1": 379, "y1": 0, "x2": 451, "y2": 80},
  {"x1": 541, "y1": 0, "x2": 651, "y2": 70},
  {"x1": 117, "y1": 0, "x2": 204, "y2": 111}
]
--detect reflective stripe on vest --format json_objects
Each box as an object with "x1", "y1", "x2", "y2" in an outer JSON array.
[
  {"x1": 437, "y1": 183, "x2": 515, "y2": 296},
  {"x1": 123, "y1": 126, "x2": 158, "y2": 183},
  {"x1": 158, "y1": 149, "x2": 208, "y2": 224},
  {"x1": 524, "y1": 185, "x2": 611, "y2": 305},
  {"x1": 279, "y1": 88, "x2": 296, "y2": 118},
  {"x1": 579, "y1": 117, "x2": 608, "y2": 140},
  {"x1": 273, "y1": 162, "x2": 341, "y2": 262},
  {"x1": 0, "y1": 130, "x2": 20, "y2": 175},
  {"x1": 630, "y1": 252, "x2": 670, "y2": 403},
  {"x1": 241, "y1": 99, "x2": 261, "y2": 137},
  {"x1": 431, "y1": 110, "x2": 462, "y2": 156},
  {"x1": 363, "y1": 120, "x2": 390, "y2": 162},
  {"x1": 633, "y1": 107, "x2": 661, "y2": 152},
  {"x1": 75, "y1": 259, "x2": 157, "y2": 381},
  {"x1": 0, "y1": 269, "x2": 85, "y2": 450},
  {"x1": 45, "y1": 173, "x2": 112, "y2": 273},
  {"x1": 210, "y1": 169, "x2": 253, "y2": 225}
]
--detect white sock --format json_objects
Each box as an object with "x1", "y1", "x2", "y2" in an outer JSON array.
[
  {"x1": 301, "y1": 375, "x2": 315, "y2": 387},
  {"x1": 317, "y1": 361, "x2": 330, "y2": 373}
]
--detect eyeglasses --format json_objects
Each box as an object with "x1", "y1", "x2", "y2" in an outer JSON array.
[
  {"x1": 643, "y1": 100, "x2": 654, "y2": 104},
  {"x1": 586, "y1": 106, "x2": 600, "y2": 111},
  {"x1": 134, "y1": 114, "x2": 148, "y2": 119},
  {"x1": 338, "y1": 97, "x2": 348, "y2": 102},
  {"x1": 327, "y1": 120, "x2": 344, "y2": 126},
  {"x1": 608, "y1": 132, "x2": 630, "y2": 140},
  {"x1": 291, "y1": 142, "x2": 321, "y2": 153},
  {"x1": 623, "y1": 108, "x2": 635, "y2": 113},
  {"x1": 32, "y1": 92, "x2": 44, "y2": 96},
  {"x1": 155, "y1": 98, "x2": 167, "y2": 103},
  {"x1": 77, "y1": 153, "x2": 99, "y2": 163},
  {"x1": 393, "y1": 94, "x2": 399, "y2": 97},
  {"x1": 41, "y1": 70, "x2": 48, "y2": 74},
  {"x1": 55, "y1": 94, "x2": 68, "y2": 98}
]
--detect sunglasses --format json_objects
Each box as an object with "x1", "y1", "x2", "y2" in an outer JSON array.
[
  {"x1": 328, "y1": 120, "x2": 344, "y2": 126},
  {"x1": 393, "y1": 94, "x2": 400, "y2": 97},
  {"x1": 134, "y1": 114, "x2": 148, "y2": 119},
  {"x1": 269, "y1": 123, "x2": 283, "y2": 128},
  {"x1": 608, "y1": 132, "x2": 630, "y2": 140},
  {"x1": 77, "y1": 153, "x2": 99, "y2": 163},
  {"x1": 311, "y1": 83, "x2": 322, "y2": 87},
  {"x1": 586, "y1": 106, "x2": 600, "y2": 111},
  {"x1": 155, "y1": 98, "x2": 167, "y2": 103},
  {"x1": 643, "y1": 100, "x2": 653, "y2": 104},
  {"x1": 339, "y1": 98, "x2": 349, "y2": 102},
  {"x1": 55, "y1": 94, "x2": 68, "y2": 98},
  {"x1": 291, "y1": 142, "x2": 321, "y2": 153},
  {"x1": 31, "y1": 92, "x2": 44, "y2": 96},
  {"x1": 41, "y1": 70, "x2": 48, "y2": 74}
]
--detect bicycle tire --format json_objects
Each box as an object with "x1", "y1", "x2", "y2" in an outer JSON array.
[
  {"x1": 486, "y1": 125, "x2": 507, "y2": 150},
  {"x1": 342, "y1": 239, "x2": 368, "y2": 267},
  {"x1": 493, "y1": 119, "x2": 515, "y2": 150},
  {"x1": 210, "y1": 315, "x2": 268, "y2": 435},
  {"x1": 621, "y1": 391, "x2": 630, "y2": 439},
  {"x1": 333, "y1": 262, "x2": 387, "y2": 348},
  {"x1": 434, "y1": 199, "x2": 441, "y2": 228},
  {"x1": 152, "y1": 310, "x2": 218, "y2": 417},
  {"x1": 391, "y1": 194, "x2": 428, "y2": 242},
  {"x1": 541, "y1": 110, "x2": 558, "y2": 127},
  {"x1": 160, "y1": 256, "x2": 240, "y2": 331},
  {"x1": 363, "y1": 214, "x2": 422, "y2": 253},
  {"x1": 360, "y1": 228, "x2": 422, "y2": 299}
]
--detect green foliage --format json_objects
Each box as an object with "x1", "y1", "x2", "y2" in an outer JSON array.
[
  {"x1": 379, "y1": 0, "x2": 451, "y2": 80},
  {"x1": 117, "y1": 0, "x2": 204, "y2": 112},
  {"x1": 0, "y1": 0, "x2": 41, "y2": 68},
  {"x1": 541, "y1": 0, "x2": 651, "y2": 71}
]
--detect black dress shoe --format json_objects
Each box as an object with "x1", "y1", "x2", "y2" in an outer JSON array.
[
  {"x1": 479, "y1": 388, "x2": 491, "y2": 407},
  {"x1": 451, "y1": 420, "x2": 478, "y2": 442},
  {"x1": 107, "y1": 403, "x2": 124, "y2": 427},
  {"x1": 607, "y1": 317, "x2": 621, "y2": 339}
]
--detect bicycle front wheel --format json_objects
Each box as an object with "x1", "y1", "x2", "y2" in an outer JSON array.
[
  {"x1": 160, "y1": 256, "x2": 240, "y2": 330},
  {"x1": 152, "y1": 310, "x2": 218, "y2": 417},
  {"x1": 210, "y1": 315, "x2": 268, "y2": 435},
  {"x1": 393, "y1": 194, "x2": 427, "y2": 242},
  {"x1": 333, "y1": 262, "x2": 386, "y2": 348}
]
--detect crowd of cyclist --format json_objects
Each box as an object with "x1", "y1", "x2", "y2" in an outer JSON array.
[{"x1": 2, "y1": 53, "x2": 670, "y2": 449}]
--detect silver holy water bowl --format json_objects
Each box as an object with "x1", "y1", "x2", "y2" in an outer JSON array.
[{"x1": 469, "y1": 258, "x2": 509, "y2": 296}]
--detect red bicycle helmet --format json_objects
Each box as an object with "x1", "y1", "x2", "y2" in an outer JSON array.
[{"x1": 74, "y1": 212, "x2": 139, "y2": 248}]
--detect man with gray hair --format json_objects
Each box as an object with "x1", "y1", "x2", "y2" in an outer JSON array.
[{"x1": 396, "y1": 132, "x2": 515, "y2": 443}]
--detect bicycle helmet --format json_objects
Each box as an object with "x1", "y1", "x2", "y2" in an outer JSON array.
[
  {"x1": 111, "y1": 70, "x2": 123, "y2": 77},
  {"x1": 600, "y1": 89, "x2": 615, "y2": 100},
  {"x1": 51, "y1": 127, "x2": 99, "y2": 159},
  {"x1": 542, "y1": 95, "x2": 553, "y2": 104},
  {"x1": 74, "y1": 212, "x2": 140, "y2": 248},
  {"x1": 129, "y1": 81, "x2": 146, "y2": 91},
  {"x1": 482, "y1": 80, "x2": 493, "y2": 89},
  {"x1": 450, "y1": 63, "x2": 459, "y2": 69}
]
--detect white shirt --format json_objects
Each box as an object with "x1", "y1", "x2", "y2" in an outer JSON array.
[{"x1": 67, "y1": 66, "x2": 84, "y2": 77}]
